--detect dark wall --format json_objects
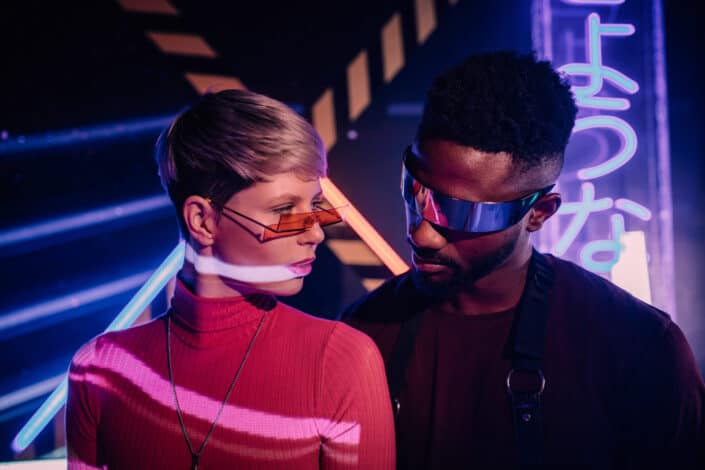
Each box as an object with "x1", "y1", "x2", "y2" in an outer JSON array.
[{"x1": 664, "y1": 0, "x2": 705, "y2": 375}]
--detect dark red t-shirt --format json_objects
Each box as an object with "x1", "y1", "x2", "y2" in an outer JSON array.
[{"x1": 342, "y1": 254, "x2": 705, "y2": 469}]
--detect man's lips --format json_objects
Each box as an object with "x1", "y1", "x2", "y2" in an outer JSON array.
[{"x1": 412, "y1": 254, "x2": 449, "y2": 272}]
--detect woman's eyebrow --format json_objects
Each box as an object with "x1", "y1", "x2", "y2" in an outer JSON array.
[
  {"x1": 266, "y1": 191, "x2": 324, "y2": 205},
  {"x1": 265, "y1": 194, "x2": 302, "y2": 205}
]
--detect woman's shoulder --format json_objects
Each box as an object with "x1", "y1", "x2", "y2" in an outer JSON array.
[
  {"x1": 273, "y1": 302, "x2": 377, "y2": 351},
  {"x1": 69, "y1": 316, "x2": 164, "y2": 370}
]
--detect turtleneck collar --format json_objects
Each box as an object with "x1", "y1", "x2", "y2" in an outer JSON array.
[{"x1": 169, "y1": 278, "x2": 277, "y2": 348}]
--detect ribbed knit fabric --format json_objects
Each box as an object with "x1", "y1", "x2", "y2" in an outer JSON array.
[{"x1": 67, "y1": 280, "x2": 395, "y2": 469}]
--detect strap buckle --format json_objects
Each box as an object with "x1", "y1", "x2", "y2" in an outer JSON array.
[
  {"x1": 506, "y1": 368, "x2": 545, "y2": 426},
  {"x1": 506, "y1": 368, "x2": 546, "y2": 396}
]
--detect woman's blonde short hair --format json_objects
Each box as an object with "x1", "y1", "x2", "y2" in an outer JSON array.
[{"x1": 155, "y1": 89, "x2": 327, "y2": 236}]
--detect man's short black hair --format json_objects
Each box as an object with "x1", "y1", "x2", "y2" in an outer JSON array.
[{"x1": 417, "y1": 51, "x2": 578, "y2": 168}]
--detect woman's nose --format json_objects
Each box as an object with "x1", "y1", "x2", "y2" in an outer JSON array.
[{"x1": 298, "y1": 221, "x2": 325, "y2": 245}]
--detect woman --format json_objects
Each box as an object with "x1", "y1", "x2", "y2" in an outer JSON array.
[{"x1": 66, "y1": 90, "x2": 395, "y2": 469}]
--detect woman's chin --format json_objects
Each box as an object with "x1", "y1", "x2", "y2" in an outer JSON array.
[{"x1": 249, "y1": 277, "x2": 305, "y2": 297}]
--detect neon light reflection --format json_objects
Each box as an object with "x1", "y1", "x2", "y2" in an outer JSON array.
[
  {"x1": 321, "y1": 178, "x2": 409, "y2": 275},
  {"x1": 0, "y1": 195, "x2": 171, "y2": 250},
  {"x1": 11, "y1": 241, "x2": 186, "y2": 452},
  {"x1": 0, "y1": 272, "x2": 151, "y2": 333},
  {"x1": 0, "y1": 115, "x2": 175, "y2": 156}
]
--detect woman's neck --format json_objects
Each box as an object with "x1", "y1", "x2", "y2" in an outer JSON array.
[{"x1": 179, "y1": 263, "x2": 262, "y2": 298}]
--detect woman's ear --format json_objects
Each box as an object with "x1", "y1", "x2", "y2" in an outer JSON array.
[
  {"x1": 527, "y1": 193, "x2": 561, "y2": 232},
  {"x1": 183, "y1": 196, "x2": 218, "y2": 246}
]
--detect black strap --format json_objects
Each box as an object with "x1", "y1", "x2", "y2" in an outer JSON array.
[
  {"x1": 386, "y1": 308, "x2": 424, "y2": 421},
  {"x1": 385, "y1": 250, "x2": 554, "y2": 468},
  {"x1": 506, "y1": 250, "x2": 554, "y2": 468}
]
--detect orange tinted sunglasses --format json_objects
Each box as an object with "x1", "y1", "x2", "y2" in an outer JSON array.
[{"x1": 210, "y1": 199, "x2": 346, "y2": 241}]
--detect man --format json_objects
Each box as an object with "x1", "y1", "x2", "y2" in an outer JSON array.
[{"x1": 341, "y1": 51, "x2": 705, "y2": 468}]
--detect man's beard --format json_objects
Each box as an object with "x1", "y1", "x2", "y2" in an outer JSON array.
[{"x1": 411, "y1": 226, "x2": 521, "y2": 297}]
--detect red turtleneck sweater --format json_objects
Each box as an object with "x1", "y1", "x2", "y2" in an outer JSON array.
[{"x1": 67, "y1": 280, "x2": 395, "y2": 469}]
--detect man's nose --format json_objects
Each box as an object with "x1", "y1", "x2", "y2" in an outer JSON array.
[{"x1": 408, "y1": 216, "x2": 446, "y2": 251}]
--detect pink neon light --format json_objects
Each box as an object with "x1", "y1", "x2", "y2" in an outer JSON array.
[
  {"x1": 71, "y1": 370, "x2": 326, "y2": 461},
  {"x1": 72, "y1": 344, "x2": 361, "y2": 444}
]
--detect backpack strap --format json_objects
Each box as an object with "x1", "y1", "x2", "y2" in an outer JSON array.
[
  {"x1": 386, "y1": 307, "x2": 424, "y2": 420},
  {"x1": 506, "y1": 249, "x2": 554, "y2": 468}
]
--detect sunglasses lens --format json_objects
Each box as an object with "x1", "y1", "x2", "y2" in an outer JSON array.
[
  {"x1": 262, "y1": 207, "x2": 345, "y2": 240},
  {"x1": 315, "y1": 207, "x2": 344, "y2": 227},
  {"x1": 401, "y1": 160, "x2": 554, "y2": 233},
  {"x1": 273, "y1": 213, "x2": 314, "y2": 231}
]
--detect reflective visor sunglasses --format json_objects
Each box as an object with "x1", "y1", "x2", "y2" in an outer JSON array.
[
  {"x1": 210, "y1": 199, "x2": 346, "y2": 241},
  {"x1": 401, "y1": 146, "x2": 554, "y2": 233}
]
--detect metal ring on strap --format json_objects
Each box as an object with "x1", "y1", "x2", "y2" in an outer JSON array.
[{"x1": 505, "y1": 368, "x2": 546, "y2": 396}]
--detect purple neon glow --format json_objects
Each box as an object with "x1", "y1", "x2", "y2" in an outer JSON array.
[
  {"x1": 11, "y1": 379, "x2": 68, "y2": 454},
  {"x1": 0, "y1": 115, "x2": 175, "y2": 157},
  {"x1": 532, "y1": 0, "x2": 676, "y2": 315},
  {"x1": 0, "y1": 105, "x2": 302, "y2": 159},
  {"x1": 615, "y1": 199, "x2": 652, "y2": 221},
  {"x1": 554, "y1": 182, "x2": 651, "y2": 256},
  {"x1": 573, "y1": 115, "x2": 637, "y2": 179},
  {"x1": 554, "y1": 182, "x2": 613, "y2": 255},
  {"x1": 580, "y1": 213, "x2": 625, "y2": 272},
  {"x1": 0, "y1": 374, "x2": 64, "y2": 413},
  {"x1": 531, "y1": 0, "x2": 554, "y2": 61},
  {"x1": 561, "y1": 0, "x2": 624, "y2": 4},
  {"x1": 11, "y1": 242, "x2": 185, "y2": 452},
  {"x1": 0, "y1": 194, "x2": 171, "y2": 249},
  {"x1": 651, "y1": 0, "x2": 677, "y2": 317},
  {"x1": 0, "y1": 272, "x2": 151, "y2": 333},
  {"x1": 559, "y1": 13, "x2": 638, "y2": 111},
  {"x1": 386, "y1": 102, "x2": 424, "y2": 116}
]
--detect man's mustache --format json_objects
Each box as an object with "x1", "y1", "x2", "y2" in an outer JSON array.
[{"x1": 407, "y1": 239, "x2": 456, "y2": 267}]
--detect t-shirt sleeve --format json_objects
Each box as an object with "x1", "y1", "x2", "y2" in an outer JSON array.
[
  {"x1": 316, "y1": 323, "x2": 395, "y2": 469},
  {"x1": 66, "y1": 339, "x2": 104, "y2": 469},
  {"x1": 622, "y1": 321, "x2": 705, "y2": 467}
]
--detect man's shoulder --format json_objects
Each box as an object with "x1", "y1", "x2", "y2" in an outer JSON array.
[
  {"x1": 546, "y1": 253, "x2": 672, "y2": 334},
  {"x1": 339, "y1": 271, "x2": 417, "y2": 324}
]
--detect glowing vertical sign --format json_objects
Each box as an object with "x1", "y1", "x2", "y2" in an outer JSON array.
[{"x1": 532, "y1": 0, "x2": 675, "y2": 315}]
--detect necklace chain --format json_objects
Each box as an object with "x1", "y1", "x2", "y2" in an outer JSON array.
[{"x1": 166, "y1": 311, "x2": 268, "y2": 468}]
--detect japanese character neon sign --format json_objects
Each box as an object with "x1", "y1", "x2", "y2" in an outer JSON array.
[{"x1": 532, "y1": 0, "x2": 675, "y2": 313}]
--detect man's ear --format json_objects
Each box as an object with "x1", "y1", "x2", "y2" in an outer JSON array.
[
  {"x1": 183, "y1": 196, "x2": 218, "y2": 246},
  {"x1": 527, "y1": 193, "x2": 561, "y2": 232}
]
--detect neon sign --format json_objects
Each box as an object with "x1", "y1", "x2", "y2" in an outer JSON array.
[{"x1": 532, "y1": 0, "x2": 675, "y2": 313}]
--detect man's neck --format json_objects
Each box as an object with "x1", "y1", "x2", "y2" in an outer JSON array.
[{"x1": 437, "y1": 247, "x2": 532, "y2": 316}]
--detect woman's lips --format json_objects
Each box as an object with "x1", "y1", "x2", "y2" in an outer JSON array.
[{"x1": 288, "y1": 258, "x2": 315, "y2": 276}]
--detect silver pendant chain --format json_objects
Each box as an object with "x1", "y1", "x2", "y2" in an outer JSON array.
[{"x1": 166, "y1": 311, "x2": 268, "y2": 470}]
